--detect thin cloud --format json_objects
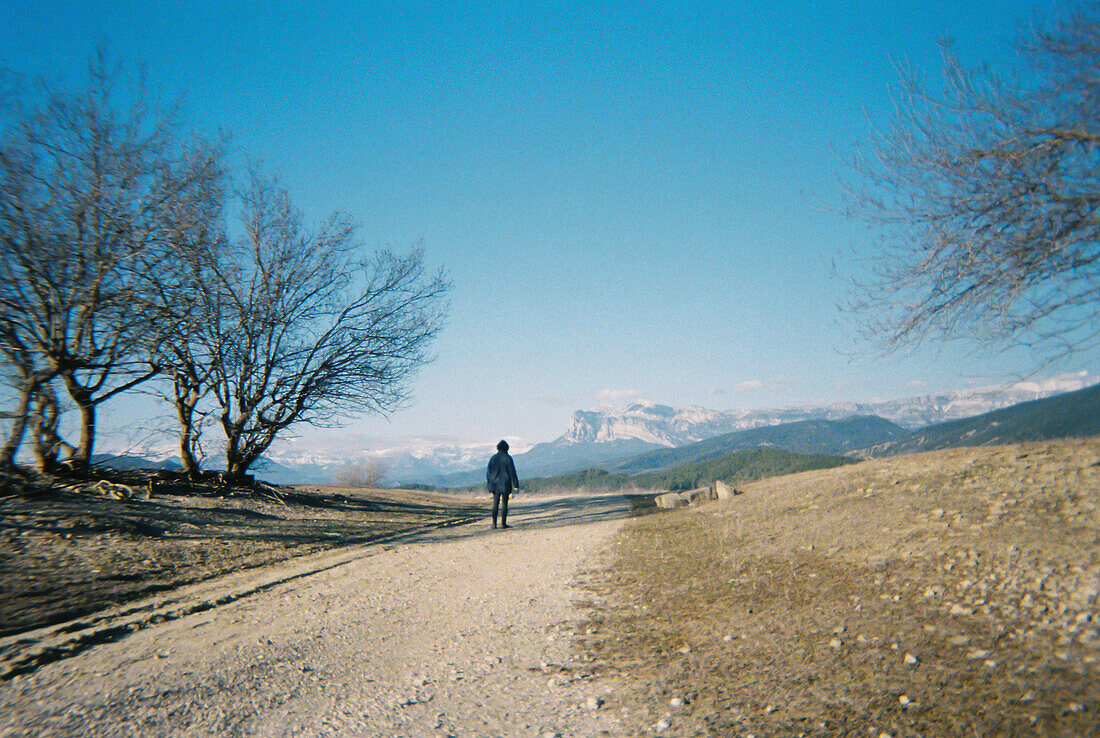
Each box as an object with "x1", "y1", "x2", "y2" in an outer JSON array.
[
  {"x1": 594, "y1": 388, "x2": 646, "y2": 403},
  {"x1": 535, "y1": 392, "x2": 587, "y2": 407},
  {"x1": 734, "y1": 376, "x2": 802, "y2": 393}
]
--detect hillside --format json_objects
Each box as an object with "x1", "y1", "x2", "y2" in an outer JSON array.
[
  {"x1": 89, "y1": 453, "x2": 341, "y2": 487},
  {"x1": 860, "y1": 380, "x2": 1100, "y2": 457},
  {"x1": 431, "y1": 377, "x2": 1096, "y2": 488},
  {"x1": 573, "y1": 437, "x2": 1100, "y2": 734},
  {"x1": 517, "y1": 447, "x2": 854, "y2": 493},
  {"x1": 606, "y1": 415, "x2": 906, "y2": 475},
  {"x1": 444, "y1": 379, "x2": 1098, "y2": 490},
  {"x1": 89, "y1": 454, "x2": 182, "y2": 471}
]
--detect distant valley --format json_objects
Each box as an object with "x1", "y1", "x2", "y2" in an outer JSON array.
[
  {"x1": 95, "y1": 374, "x2": 1099, "y2": 486},
  {"x1": 497, "y1": 381, "x2": 1100, "y2": 494},
  {"x1": 431, "y1": 375, "x2": 1098, "y2": 487}
]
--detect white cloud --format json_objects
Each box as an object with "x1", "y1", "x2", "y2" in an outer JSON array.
[
  {"x1": 594, "y1": 388, "x2": 646, "y2": 403},
  {"x1": 734, "y1": 376, "x2": 802, "y2": 393},
  {"x1": 1006, "y1": 370, "x2": 1099, "y2": 394},
  {"x1": 535, "y1": 392, "x2": 587, "y2": 407},
  {"x1": 957, "y1": 370, "x2": 1099, "y2": 395}
]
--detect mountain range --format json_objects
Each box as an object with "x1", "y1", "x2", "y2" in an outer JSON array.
[
  {"x1": 516, "y1": 447, "x2": 858, "y2": 494},
  {"x1": 468, "y1": 380, "x2": 1100, "y2": 494},
  {"x1": 603, "y1": 415, "x2": 908, "y2": 475},
  {"x1": 855, "y1": 380, "x2": 1100, "y2": 458},
  {"x1": 94, "y1": 373, "x2": 1098, "y2": 486},
  {"x1": 430, "y1": 374, "x2": 1098, "y2": 486}
]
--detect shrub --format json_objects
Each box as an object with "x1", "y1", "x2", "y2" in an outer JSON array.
[{"x1": 334, "y1": 458, "x2": 388, "y2": 488}]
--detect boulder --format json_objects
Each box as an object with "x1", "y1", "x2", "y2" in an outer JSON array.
[
  {"x1": 655, "y1": 492, "x2": 684, "y2": 509},
  {"x1": 680, "y1": 487, "x2": 711, "y2": 505},
  {"x1": 714, "y1": 480, "x2": 742, "y2": 499}
]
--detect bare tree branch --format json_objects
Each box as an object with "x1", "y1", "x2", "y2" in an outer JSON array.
[
  {"x1": 0, "y1": 52, "x2": 227, "y2": 470},
  {"x1": 157, "y1": 171, "x2": 449, "y2": 483},
  {"x1": 842, "y1": 6, "x2": 1100, "y2": 362}
]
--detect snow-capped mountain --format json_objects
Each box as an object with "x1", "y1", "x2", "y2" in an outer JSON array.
[
  {"x1": 100, "y1": 373, "x2": 1098, "y2": 487},
  {"x1": 97, "y1": 437, "x2": 506, "y2": 487},
  {"x1": 258, "y1": 437, "x2": 513, "y2": 486},
  {"x1": 816, "y1": 375, "x2": 1099, "y2": 429},
  {"x1": 430, "y1": 372, "x2": 1099, "y2": 486},
  {"x1": 562, "y1": 402, "x2": 745, "y2": 446},
  {"x1": 564, "y1": 373, "x2": 1100, "y2": 444}
]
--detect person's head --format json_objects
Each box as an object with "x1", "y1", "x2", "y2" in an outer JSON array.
[{"x1": 496, "y1": 439, "x2": 509, "y2": 453}]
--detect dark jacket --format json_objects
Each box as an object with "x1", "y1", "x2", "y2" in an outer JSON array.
[{"x1": 486, "y1": 451, "x2": 519, "y2": 495}]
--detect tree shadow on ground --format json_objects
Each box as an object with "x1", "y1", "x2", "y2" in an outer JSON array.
[{"x1": 402, "y1": 492, "x2": 659, "y2": 545}]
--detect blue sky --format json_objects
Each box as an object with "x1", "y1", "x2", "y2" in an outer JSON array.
[{"x1": 3, "y1": 0, "x2": 1093, "y2": 450}]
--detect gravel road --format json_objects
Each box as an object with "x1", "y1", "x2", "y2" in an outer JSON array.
[{"x1": 0, "y1": 493, "x2": 641, "y2": 737}]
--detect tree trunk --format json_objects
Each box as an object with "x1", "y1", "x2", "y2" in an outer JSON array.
[
  {"x1": 223, "y1": 431, "x2": 270, "y2": 485},
  {"x1": 178, "y1": 420, "x2": 200, "y2": 478},
  {"x1": 58, "y1": 372, "x2": 95, "y2": 470},
  {"x1": 223, "y1": 416, "x2": 247, "y2": 484},
  {"x1": 0, "y1": 380, "x2": 35, "y2": 468},
  {"x1": 174, "y1": 385, "x2": 201, "y2": 479},
  {"x1": 30, "y1": 385, "x2": 65, "y2": 474},
  {"x1": 71, "y1": 400, "x2": 96, "y2": 470},
  {"x1": 225, "y1": 425, "x2": 279, "y2": 486},
  {"x1": 223, "y1": 453, "x2": 250, "y2": 484}
]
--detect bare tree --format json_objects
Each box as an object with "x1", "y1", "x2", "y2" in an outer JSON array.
[
  {"x1": 0, "y1": 53, "x2": 225, "y2": 470},
  {"x1": 164, "y1": 343, "x2": 219, "y2": 478},
  {"x1": 145, "y1": 178, "x2": 227, "y2": 478},
  {"x1": 160, "y1": 172, "x2": 449, "y2": 483},
  {"x1": 334, "y1": 457, "x2": 388, "y2": 488},
  {"x1": 146, "y1": 249, "x2": 224, "y2": 479},
  {"x1": 843, "y1": 7, "x2": 1100, "y2": 359}
]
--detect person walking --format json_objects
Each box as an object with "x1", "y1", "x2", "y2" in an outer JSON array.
[{"x1": 486, "y1": 439, "x2": 520, "y2": 529}]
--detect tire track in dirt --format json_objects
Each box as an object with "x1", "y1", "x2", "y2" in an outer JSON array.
[
  {"x1": 0, "y1": 493, "x2": 647, "y2": 736},
  {"x1": 0, "y1": 514, "x2": 484, "y2": 680}
]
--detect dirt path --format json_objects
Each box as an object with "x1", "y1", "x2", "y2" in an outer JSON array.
[{"x1": 0, "y1": 493, "x2": 643, "y2": 737}]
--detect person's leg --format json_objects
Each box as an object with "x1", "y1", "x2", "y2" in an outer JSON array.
[
  {"x1": 491, "y1": 491, "x2": 500, "y2": 528},
  {"x1": 500, "y1": 492, "x2": 510, "y2": 528}
]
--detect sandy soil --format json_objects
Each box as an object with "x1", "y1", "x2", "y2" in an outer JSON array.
[{"x1": 0, "y1": 492, "x2": 651, "y2": 737}]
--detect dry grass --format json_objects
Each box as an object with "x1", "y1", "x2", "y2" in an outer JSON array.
[
  {"x1": 0, "y1": 478, "x2": 481, "y2": 639},
  {"x1": 570, "y1": 438, "x2": 1100, "y2": 736}
]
